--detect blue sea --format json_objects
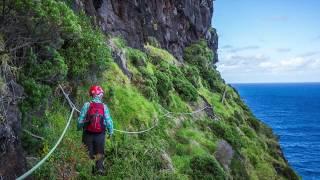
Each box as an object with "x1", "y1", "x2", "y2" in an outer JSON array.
[{"x1": 232, "y1": 83, "x2": 320, "y2": 180}]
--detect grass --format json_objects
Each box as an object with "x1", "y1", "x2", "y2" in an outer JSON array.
[
  {"x1": 110, "y1": 36, "x2": 127, "y2": 49},
  {"x1": 26, "y1": 46, "x2": 298, "y2": 179},
  {"x1": 198, "y1": 87, "x2": 232, "y2": 117},
  {"x1": 176, "y1": 128, "x2": 217, "y2": 153},
  {"x1": 144, "y1": 44, "x2": 178, "y2": 64},
  {"x1": 33, "y1": 99, "x2": 94, "y2": 179}
]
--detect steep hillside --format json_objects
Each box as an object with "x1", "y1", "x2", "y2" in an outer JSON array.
[{"x1": 0, "y1": 0, "x2": 298, "y2": 179}]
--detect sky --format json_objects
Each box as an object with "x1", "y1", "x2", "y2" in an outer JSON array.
[{"x1": 213, "y1": 0, "x2": 320, "y2": 83}]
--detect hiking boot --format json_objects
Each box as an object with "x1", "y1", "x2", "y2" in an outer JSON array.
[{"x1": 96, "y1": 169, "x2": 105, "y2": 176}]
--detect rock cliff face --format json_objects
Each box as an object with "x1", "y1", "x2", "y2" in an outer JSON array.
[
  {"x1": 0, "y1": 78, "x2": 26, "y2": 178},
  {"x1": 76, "y1": 0, "x2": 218, "y2": 62}
]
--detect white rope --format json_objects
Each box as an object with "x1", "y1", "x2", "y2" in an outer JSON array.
[
  {"x1": 16, "y1": 86, "x2": 213, "y2": 179},
  {"x1": 58, "y1": 85, "x2": 210, "y2": 134},
  {"x1": 59, "y1": 85, "x2": 163, "y2": 134},
  {"x1": 16, "y1": 108, "x2": 75, "y2": 180},
  {"x1": 113, "y1": 124, "x2": 157, "y2": 134}
]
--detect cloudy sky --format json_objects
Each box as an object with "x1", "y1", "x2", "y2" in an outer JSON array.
[{"x1": 213, "y1": 0, "x2": 320, "y2": 83}]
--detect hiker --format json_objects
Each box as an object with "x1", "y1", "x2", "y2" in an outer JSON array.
[{"x1": 77, "y1": 85, "x2": 113, "y2": 175}]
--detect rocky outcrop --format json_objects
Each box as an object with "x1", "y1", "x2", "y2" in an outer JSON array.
[
  {"x1": 0, "y1": 37, "x2": 27, "y2": 178},
  {"x1": 214, "y1": 140, "x2": 234, "y2": 170},
  {"x1": 160, "y1": 151, "x2": 174, "y2": 172},
  {"x1": 76, "y1": 0, "x2": 218, "y2": 62},
  {"x1": 0, "y1": 80, "x2": 26, "y2": 178},
  {"x1": 108, "y1": 39, "x2": 133, "y2": 79}
]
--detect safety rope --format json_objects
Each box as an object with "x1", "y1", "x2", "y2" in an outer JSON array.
[
  {"x1": 58, "y1": 85, "x2": 210, "y2": 134},
  {"x1": 58, "y1": 85, "x2": 163, "y2": 134},
  {"x1": 16, "y1": 86, "x2": 211, "y2": 179},
  {"x1": 16, "y1": 108, "x2": 75, "y2": 180}
]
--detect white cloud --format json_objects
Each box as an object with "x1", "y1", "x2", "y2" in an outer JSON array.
[
  {"x1": 221, "y1": 53, "x2": 268, "y2": 63},
  {"x1": 259, "y1": 61, "x2": 275, "y2": 68},
  {"x1": 217, "y1": 46, "x2": 320, "y2": 82},
  {"x1": 307, "y1": 59, "x2": 320, "y2": 69},
  {"x1": 258, "y1": 57, "x2": 317, "y2": 73},
  {"x1": 218, "y1": 52, "x2": 269, "y2": 74}
]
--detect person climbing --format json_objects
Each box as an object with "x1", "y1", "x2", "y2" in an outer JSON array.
[{"x1": 77, "y1": 85, "x2": 113, "y2": 175}]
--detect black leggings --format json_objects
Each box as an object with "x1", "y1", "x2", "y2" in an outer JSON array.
[{"x1": 82, "y1": 132, "x2": 106, "y2": 171}]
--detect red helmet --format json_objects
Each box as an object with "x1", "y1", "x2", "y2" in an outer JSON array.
[{"x1": 89, "y1": 85, "x2": 104, "y2": 97}]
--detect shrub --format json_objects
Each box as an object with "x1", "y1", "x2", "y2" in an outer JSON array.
[
  {"x1": 22, "y1": 47, "x2": 68, "y2": 83},
  {"x1": 247, "y1": 117, "x2": 262, "y2": 132},
  {"x1": 183, "y1": 40, "x2": 214, "y2": 68},
  {"x1": 241, "y1": 126, "x2": 256, "y2": 139},
  {"x1": 183, "y1": 40, "x2": 225, "y2": 92},
  {"x1": 157, "y1": 61, "x2": 172, "y2": 75},
  {"x1": 168, "y1": 64, "x2": 183, "y2": 77},
  {"x1": 210, "y1": 121, "x2": 242, "y2": 149},
  {"x1": 189, "y1": 155, "x2": 226, "y2": 179},
  {"x1": 155, "y1": 70, "x2": 173, "y2": 102},
  {"x1": 15, "y1": 0, "x2": 111, "y2": 79},
  {"x1": 167, "y1": 92, "x2": 190, "y2": 113},
  {"x1": 234, "y1": 110, "x2": 245, "y2": 125},
  {"x1": 145, "y1": 44, "x2": 177, "y2": 64},
  {"x1": 126, "y1": 48, "x2": 147, "y2": 67},
  {"x1": 173, "y1": 78, "x2": 198, "y2": 102},
  {"x1": 137, "y1": 68, "x2": 158, "y2": 101},
  {"x1": 230, "y1": 154, "x2": 250, "y2": 179},
  {"x1": 214, "y1": 140, "x2": 234, "y2": 170},
  {"x1": 10, "y1": 0, "x2": 111, "y2": 108},
  {"x1": 182, "y1": 65, "x2": 200, "y2": 88},
  {"x1": 157, "y1": 63, "x2": 198, "y2": 102},
  {"x1": 202, "y1": 68, "x2": 225, "y2": 92},
  {"x1": 20, "y1": 79, "x2": 51, "y2": 107},
  {"x1": 256, "y1": 162, "x2": 277, "y2": 180},
  {"x1": 111, "y1": 36, "x2": 127, "y2": 49},
  {"x1": 61, "y1": 22, "x2": 111, "y2": 79}
]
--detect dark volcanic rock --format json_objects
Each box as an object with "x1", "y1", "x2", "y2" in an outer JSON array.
[
  {"x1": 77, "y1": 0, "x2": 218, "y2": 61},
  {"x1": 0, "y1": 81, "x2": 27, "y2": 179}
]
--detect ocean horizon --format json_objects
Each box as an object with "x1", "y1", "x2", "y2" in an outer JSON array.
[{"x1": 232, "y1": 82, "x2": 320, "y2": 180}]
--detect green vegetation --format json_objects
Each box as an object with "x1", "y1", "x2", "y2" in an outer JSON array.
[
  {"x1": 126, "y1": 48, "x2": 147, "y2": 67},
  {"x1": 190, "y1": 155, "x2": 226, "y2": 179},
  {"x1": 1, "y1": 0, "x2": 299, "y2": 179},
  {"x1": 145, "y1": 44, "x2": 178, "y2": 64}
]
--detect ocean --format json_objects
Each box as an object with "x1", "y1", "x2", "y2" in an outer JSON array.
[{"x1": 232, "y1": 83, "x2": 320, "y2": 180}]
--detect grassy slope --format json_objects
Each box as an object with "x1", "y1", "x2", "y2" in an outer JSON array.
[
  {"x1": 4, "y1": 1, "x2": 299, "y2": 179},
  {"x1": 32, "y1": 41, "x2": 298, "y2": 179}
]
